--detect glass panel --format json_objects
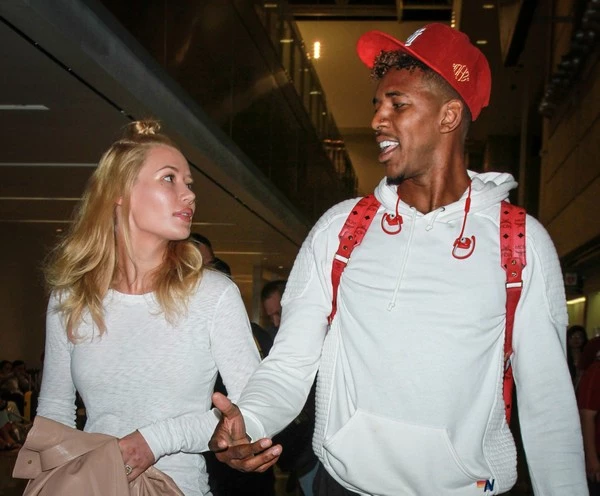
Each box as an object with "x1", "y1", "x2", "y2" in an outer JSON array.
[{"x1": 100, "y1": 0, "x2": 357, "y2": 221}]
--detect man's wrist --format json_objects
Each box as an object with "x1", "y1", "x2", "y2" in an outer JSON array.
[{"x1": 239, "y1": 408, "x2": 265, "y2": 441}]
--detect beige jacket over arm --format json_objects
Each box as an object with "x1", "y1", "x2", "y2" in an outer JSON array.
[{"x1": 13, "y1": 416, "x2": 183, "y2": 496}]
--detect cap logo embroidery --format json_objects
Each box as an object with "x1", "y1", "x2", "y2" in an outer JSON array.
[
  {"x1": 405, "y1": 27, "x2": 426, "y2": 47},
  {"x1": 453, "y1": 63, "x2": 470, "y2": 82}
]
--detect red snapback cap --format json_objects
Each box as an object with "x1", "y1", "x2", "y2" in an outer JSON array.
[{"x1": 356, "y1": 23, "x2": 491, "y2": 120}]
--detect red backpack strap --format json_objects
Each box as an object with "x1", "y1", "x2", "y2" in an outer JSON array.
[
  {"x1": 328, "y1": 195, "x2": 381, "y2": 325},
  {"x1": 500, "y1": 201, "x2": 527, "y2": 424}
]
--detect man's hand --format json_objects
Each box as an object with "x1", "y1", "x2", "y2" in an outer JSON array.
[
  {"x1": 118, "y1": 430, "x2": 155, "y2": 482},
  {"x1": 209, "y1": 392, "x2": 281, "y2": 472}
]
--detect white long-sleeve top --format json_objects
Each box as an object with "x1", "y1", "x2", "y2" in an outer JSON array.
[
  {"x1": 238, "y1": 172, "x2": 587, "y2": 495},
  {"x1": 37, "y1": 269, "x2": 260, "y2": 496}
]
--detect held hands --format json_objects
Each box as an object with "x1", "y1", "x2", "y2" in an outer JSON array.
[
  {"x1": 118, "y1": 430, "x2": 155, "y2": 482},
  {"x1": 208, "y1": 392, "x2": 281, "y2": 472}
]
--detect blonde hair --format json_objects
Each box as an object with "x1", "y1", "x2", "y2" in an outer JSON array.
[{"x1": 45, "y1": 120, "x2": 203, "y2": 341}]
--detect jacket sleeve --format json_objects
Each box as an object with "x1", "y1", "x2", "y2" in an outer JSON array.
[
  {"x1": 511, "y1": 217, "x2": 588, "y2": 494},
  {"x1": 138, "y1": 283, "x2": 260, "y2": 458},
  {"x1": 237, "y1": 204, "x2": 350, "y2": 440},
  {"x1": 36, "y1": 292, "x2": 77, "y2": 428}
]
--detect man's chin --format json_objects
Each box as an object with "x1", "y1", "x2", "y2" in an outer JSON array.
[{"x1": 386, "y1": 174, "x2": 405, "y2": 186}]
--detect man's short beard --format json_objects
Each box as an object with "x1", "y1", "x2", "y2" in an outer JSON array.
[{"x1": 386, "y1": 174, "x2": 405, "y2": 186}]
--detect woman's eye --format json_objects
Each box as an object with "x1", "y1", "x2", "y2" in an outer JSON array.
[{"x1": 163, "y1": 174, "x2": 175, "y2": 182}]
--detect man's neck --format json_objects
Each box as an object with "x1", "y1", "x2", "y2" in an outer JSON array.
[
  {"x1": 394, "y1": 139, "x2": 470, "y2": 214},
  {"x1": 398, "y1": 167, "x2": 471, "y2": 214}
]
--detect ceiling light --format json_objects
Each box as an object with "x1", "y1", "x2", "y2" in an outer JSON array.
[
  {"x1": 567, "y1": 297, "x2": 586, "y2": 305},
  {"x1": 280, "y1": 38, "x2": 293, "y2": 44},
  {"x1": 476, "y1": 40, "x2": 488, "y2": 45},
  {"x1": 313, "y1": 41, "x2": 321, "y2": 60},
  {"x1": 482, "y1": 3, "x2": 495, "y2": 9},
  {"x1": 0, "y1": 104, "x2": 49, "y2": 111}
]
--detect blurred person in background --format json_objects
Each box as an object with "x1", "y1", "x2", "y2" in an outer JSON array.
[
  {"x1": 261, "y1": 279, "x2": 319, "y2": 496},
  {"x1": 568, "y1": 325, "x2": 589, "y2": 387},
  {"x1": 577, "y1": 337, "x2": 600, "y2": 495},
  {"x1": 189, "y1": 233, "x2": 231, "y2": 276}
]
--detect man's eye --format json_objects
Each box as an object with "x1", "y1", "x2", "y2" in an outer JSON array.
[{"x1": 186, "y1": 183, "x2": 194, "y2": 190}]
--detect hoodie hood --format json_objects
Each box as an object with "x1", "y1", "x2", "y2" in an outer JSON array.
[{"x1": 374, "y1": 170, "x2": 518, "y2": 222}]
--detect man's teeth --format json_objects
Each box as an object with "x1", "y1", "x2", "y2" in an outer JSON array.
[{"x1": 379, "y1": 140, "x2": 398, "y2": 151}]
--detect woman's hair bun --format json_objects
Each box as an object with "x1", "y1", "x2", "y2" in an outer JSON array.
[{"x1": 125, "y1": 120, "x2": 162, "y2": 138}]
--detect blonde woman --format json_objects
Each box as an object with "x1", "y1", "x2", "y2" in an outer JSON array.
[{"x1": 37, "y1": 120, "x2": 261, "y2": 495}]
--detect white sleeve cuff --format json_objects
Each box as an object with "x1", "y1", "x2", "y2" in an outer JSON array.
[
  {"x1": 137, "y1": 425, "x2": 164, "y2": 461},
  {"x1": 240, "y1": 407, "x2": 267, "y2": 442}
]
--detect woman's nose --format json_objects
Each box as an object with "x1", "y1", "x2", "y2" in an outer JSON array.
[{"x1": 182, "y1": 187, "x2": 195, "y2": 205}]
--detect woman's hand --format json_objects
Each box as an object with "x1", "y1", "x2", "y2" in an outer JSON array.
[{"x1": 118, "y1": 430, "x2": 155, "y2": 481}]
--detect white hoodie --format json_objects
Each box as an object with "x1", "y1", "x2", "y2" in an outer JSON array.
[{"x1": 239, "y1": 172, "x2": 587, "y2": 495}]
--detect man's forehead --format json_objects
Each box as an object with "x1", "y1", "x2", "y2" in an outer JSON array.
[{"x1": 373, "y1": 71, "x2": 436, "y2": 105}]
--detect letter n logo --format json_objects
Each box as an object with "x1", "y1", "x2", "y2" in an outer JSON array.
[{"x1": 484, "y1": 479, "x2": 495, "y2": 492}]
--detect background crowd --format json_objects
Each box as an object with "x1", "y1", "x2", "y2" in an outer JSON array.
[{"x1": 0, "y1": 359, "x2": 37, "y2": 451}]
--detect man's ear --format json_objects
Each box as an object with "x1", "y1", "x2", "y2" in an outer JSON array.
[
  {"x1": 440, "y1": 99, "x2": 464, "y2": 134},
  {"x1": 116, "y1": 196, "x2": 123, "y2": 206}
]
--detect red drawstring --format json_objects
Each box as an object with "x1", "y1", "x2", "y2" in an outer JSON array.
[
  {"x1": 452, "y1": 182, "x2": 476, "y2": 259},
  {"x1": 381, "y1": 187, "x2": 403, "y2": 235}
]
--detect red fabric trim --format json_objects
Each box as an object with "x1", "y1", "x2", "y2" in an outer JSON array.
[
  {"x1": 500, "y1": 202, "x2": 527, "y2": 424},
  {"x1": 328, "y1": 195, "x2": 380, "y2": 325}
]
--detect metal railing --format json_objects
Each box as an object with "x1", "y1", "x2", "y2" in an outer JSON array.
[{"x1": 254, "y1": 1, "x2": 358, "y2": 194}]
